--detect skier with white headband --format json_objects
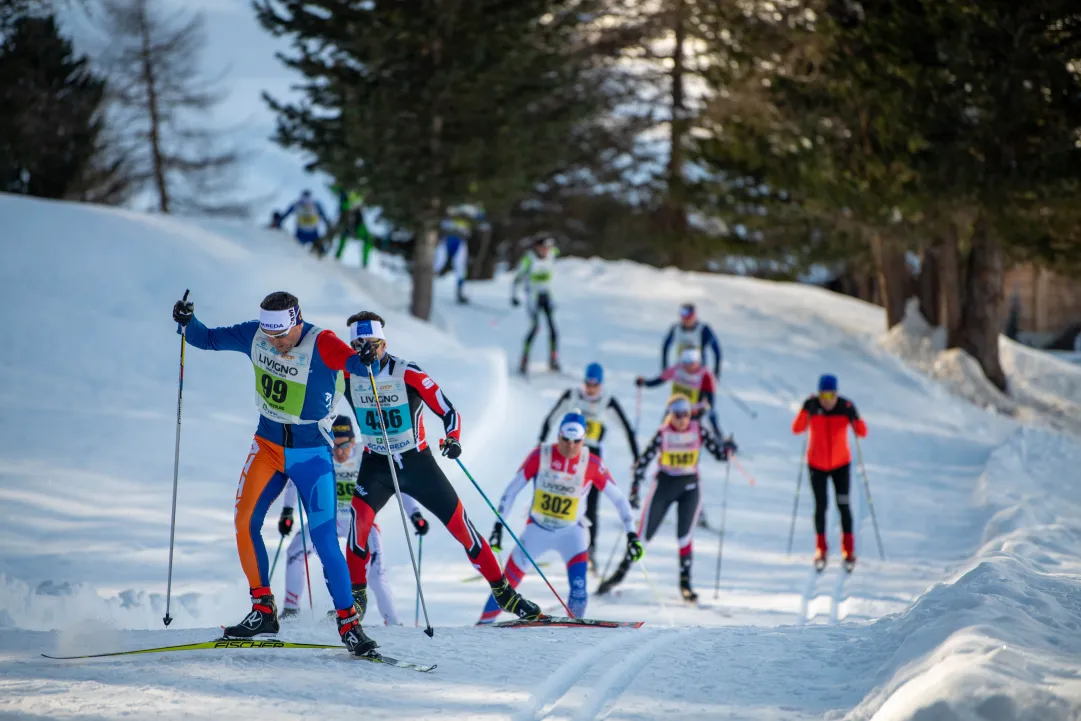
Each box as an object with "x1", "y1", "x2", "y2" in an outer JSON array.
[
  {"x1": 477, "y1": 411, "x2": 642, "y2": 623},
  {"x1": 341, "y1": 311, "x2": 543, "y2": 621},
  {"x1": 597, "y1": 395, "x2": 737, "y2": 601},
  {"x1": 171, "y1": 291, "x2": 378, "y2": 656}
]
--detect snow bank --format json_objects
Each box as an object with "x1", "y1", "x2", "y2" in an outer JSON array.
[
  {"x1": 879, "y1": 298, "x2": 1081, "y2": 435},
  {"x1": 845, "y1": 426, "x2": 1081, "y2": 720}
]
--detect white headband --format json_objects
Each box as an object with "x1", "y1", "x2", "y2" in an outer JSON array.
[
  {"x1": 558, "y1": 421, "x2": 586, "y2": 441},
  {"x1": 350, "y1": 319, "x2": 386, "y2": 342},
  {"x1": 259, "y1": 306, "x2": 299, "y2": 336}
]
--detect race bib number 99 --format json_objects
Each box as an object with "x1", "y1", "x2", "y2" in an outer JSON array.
[
  {"x1": 255, "y1": 369, "x2": 305, "y2": 417},
  {"x1": 661, "y1": 449, "x2": 699, "y2": 469},
  {"x1": 532, "y1": 490, "x2": 578, "y2": 520}
]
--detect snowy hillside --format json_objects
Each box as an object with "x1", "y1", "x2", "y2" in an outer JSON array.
[{"x1": 2, "y1": 194, "x2": 1081, "y2": 719}]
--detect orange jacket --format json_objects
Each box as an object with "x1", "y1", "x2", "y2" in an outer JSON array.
[{"x1": 791, "y1": 395, "x2": 867, "y2": 471}]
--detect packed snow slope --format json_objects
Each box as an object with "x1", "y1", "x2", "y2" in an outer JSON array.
[{"x1": 2, "y1": 194, "x2": 1080, "y2": 720}]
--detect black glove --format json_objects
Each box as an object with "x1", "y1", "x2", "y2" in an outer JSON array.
[
  {"x1": 489, "y1": 522, "x2": 503, "y2": 552},
  {"x1": 440, "y1": 437, "x2": 462, "y2": 459},
  {"x1": 173, "y1": 298, "x2": 194, "y2": 327},
  {"x1": 721, "y1": 436, "x2": 738, "y2": 460},
  {"x1": 511, "y1": 296, "x2": 521, "y2": 307},
  {"x1": 626, "y1": 532, "x2": 644, "y2": 561},
  {"x1": 410, "y1": 511, "x2": 429, "y2": 536},
  {"x1": 278, "y1": 507, "x2": 294, "y2": 536},
  {"x1": 635, "y1": 376, "x2": 646, "y2": 387},
  {"x1": 629, "y1": 483, "x2": 641, "y2": 510},
  {"x1": 354, "y1": 339, "x2": 378, "y2": 366}
]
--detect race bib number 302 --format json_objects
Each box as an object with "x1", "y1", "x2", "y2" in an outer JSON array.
[{"x1": 532, "y1": 491, "x2": 579, "y2": 520}]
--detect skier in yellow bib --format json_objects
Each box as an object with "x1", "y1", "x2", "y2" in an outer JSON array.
[{"x1": 597, "y1": 396, "x2": 736, "y2": 602}]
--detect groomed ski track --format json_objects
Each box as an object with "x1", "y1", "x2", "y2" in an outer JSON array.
[{"x1": 3, "y1": 194, "x2": 1081, "y2": 719}]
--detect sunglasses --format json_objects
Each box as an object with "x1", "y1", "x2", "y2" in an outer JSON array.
[
  {"x1": 560, "y1": 437, "x2": 585, "y2": 444},
  {"x1": 351, "y1": 338, "x2": 386, "y2": 350},
  {"x1": 819, "y1": 391, "x2": 836, "y2": 400},
  {"x1": 584, "y1": 380, "x2": 601, "y2": 388},
  {"x1": 672, "y1": 411, "x2": 691, "y2": 418}
]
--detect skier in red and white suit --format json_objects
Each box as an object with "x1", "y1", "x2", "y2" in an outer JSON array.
[{"x1": 477, "y1": 412, "x2": 642, "y2": 623}]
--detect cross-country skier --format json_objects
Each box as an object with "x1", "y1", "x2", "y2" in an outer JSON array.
[
  {"x1": 342, "y1": 311, "x2": 543, "y2": 621},
  {"x1": 537, "y1": 363, "x2": 640, "y2": 569},
  {"x1": 597, "y1": 395, "x2": 736, "y2": 601},
  {"x1": 330, "y1": 186, "x2": 373, "y2": 265},
  {"x1": 791, "y1": 374, "x2": 867, "y2": 572},
  {"x1": 512, "y1": 235, "x2": 560, "y2": 374},
  {"x1": 435, "y1": 203, "x2": 487, "y2": 305},
  {"x1": 477, "y1": 412, "x2": 642, "y2": 623},
  {"x1": 277, "y1": 415, "x2": 428, "y2": 625},
  {"x1": 171, "y1": 291, "x2": 378, "y2": 656},
  {"x1": 637, "y1": 347, "x2": 723, "y2": 437},
  {"x1": 277, "y1": 189, "x2": 331, "y2": 251},
  {"x1": 661, "y1": 303, "x2": 723, "y2": 379}
]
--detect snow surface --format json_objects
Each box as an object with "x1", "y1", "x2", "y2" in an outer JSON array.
[{"x1": 2, "y1": 193, "x2": 1081, "y2": 719}]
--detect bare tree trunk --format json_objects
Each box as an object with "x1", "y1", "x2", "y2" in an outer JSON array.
[
  {"x1": 958, "y1": 215, "x2": 1006, "y2": 390},
  {"x1": 411, "y1": 20, "x2": 443, "y2": 321},
  {"x1": 935, "y1": 222, "x2": 964, "y2": 347},
  {"x1": 917, "y1": 242, "x2": 941, "y2": 326},
  {"x1": 663, "y1": 0, "x2": 690, "y2": 268},
  {"x1": 870, "y1": 234, "x2": 910, "y2": 327},
  {"x1": 470, "y1": 223, "x2": 494, "y2": 280},
  {"x1": 135, "y1": 0, "x2": 168, "y2": 213}
]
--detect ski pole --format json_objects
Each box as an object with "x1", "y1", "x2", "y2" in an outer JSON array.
[
  {"x1": 600, "y1": 533, "x2": 623, "y2": 579},
  {"x1": 450, "y1": 455, "x2": 574, "y2": 618},
  {"x1": 414, "y1": 535, "x2": 423, "y2": 628},
  {"x1": 713, "y1": 461, "x2": 732, "y2": 600},
  {"x1": 638, "y1": 558, "x2": 673, "y2": 626},
  {"x1": 299, "y1": 500, "x2": 313, "y2": 611},
  {"x1": 634, "y1": 386, "x2": 642, "y2": 433},
  {"x1": 722, "y1": 383, "x2": 757, "y2": 420},
  {"x1": 729, "y1": 455, "x2": 757, "y2": 486},
  {"x1": 268, "y1": 535, "x2": 285, "y2": 583},
  {"x1": 367, "y1": 367, "x2": 434, "y2": 637},
  {"x1": 786, "y1": 438, "x2": 807, "y2": 556},
  {"x1": 854, "y1": 437, "x2": 885, "y2": 561},
  {"x1": 163, "y1": 289, "x2": 189, "y2": 628}
]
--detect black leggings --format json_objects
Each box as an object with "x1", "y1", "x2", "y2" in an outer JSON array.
[
  {"x1": 809, "y1": 464, "x2": 852, "y2": 535},
  {"x1": 640, "y1": 471, "x2": 701, "y2": 548},
  {"x1": 583, "y1": 446, "x2": 603, "y2": 552},
  {"x1": 524, "y1": 291, "x2": 557, "y2": 353}
]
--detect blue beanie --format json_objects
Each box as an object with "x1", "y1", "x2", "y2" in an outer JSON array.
[
  {"x1": 558, "y1": 412, "x2": 587, "y2": 441},
  {"x1": 818, "y1": 374, "x2": 838, "y2": 392},
  {"x1": 584, "y1": 362, "x2": 604, "y2": 384}
]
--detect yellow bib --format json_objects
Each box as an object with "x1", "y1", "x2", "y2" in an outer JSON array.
[
  {"x1": 531, "y1": 489, "x2": 580, "y2": 521},
  {"x1": 585, "y1": 419, "x2": 603, "y2": 442},
  {"x1": 661, "y1": 449, "x2": 699, "y2": 469},
  {"x1": 670, "y1": 381, "x2": 700, "y2": 404}
]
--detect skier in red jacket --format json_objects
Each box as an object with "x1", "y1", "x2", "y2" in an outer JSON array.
[{"x1": 791, "y1": 373, "x2": 867, "y2": 571}]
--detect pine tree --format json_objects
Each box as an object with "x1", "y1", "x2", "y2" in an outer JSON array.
[
  {"x1": 0, "y1": 8, "x2": 111, "y2": 199},
  {"x1": 254, "y1": 0, "x2": 622, "y2": 320}
]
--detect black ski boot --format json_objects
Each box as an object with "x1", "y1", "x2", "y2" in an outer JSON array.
[
  {"x1": 223, "y1": 589, "x2": 279, "y2": 637},
  {"x1": 336, "y1": 605, "x2": 378, "y2": 656},
  {"x1": 352, "y1": 583, "x2": 368, "y2": 621},
  {"x1": 279, "y1": 607, "x2": 300, "y2": 621},
  {"x1": 519, "y1": 353, "x2": 529, "y2": 376},
  {"x1": 680, "y1": 556, "x2": 698, "y2": 602},
  {"x1": 549, "y1": 350, "x2": 561, "y2": 372},
  {"x1": 596, "y1": 557, "x2": 631, "y2": 596},
  {"x1": 456, "y1": 287, "x2": 469, "y2": 305},
  {"x1": 490, "y1": 578, "x2": 542, "y2": 620}
]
